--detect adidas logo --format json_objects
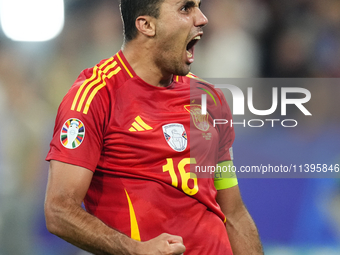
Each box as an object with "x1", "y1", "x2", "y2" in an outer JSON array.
[{"x1": 129, "y1": 116, "x2": 153, "y2": 132}]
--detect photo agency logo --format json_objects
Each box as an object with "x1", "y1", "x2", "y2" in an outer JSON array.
[
  {"x1": 197, "y1": 81, "x2": 223, "y2": 115},
  {"x1": 201, "y1": 84, "x2": 312, "y2": 128}
]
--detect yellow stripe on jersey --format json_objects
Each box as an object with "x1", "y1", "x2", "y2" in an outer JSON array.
[
  {"x1": 117, "y1": 52, "x2": 133, "y2": 78},
  {"x1": 71, "y1": 57, "x2": 114, "y2": 111},
  {"x1": 124, "y1": 189, "x2": 141, "y2": 241},
  {"x1": 77, "y1": 62, "x2": 117, "y2": 112},
  {"x1": 186, "y1": 72, "x2": 196, "y2": 78},
  {"x1": 71, "y1": 66, "x2": 98, "y2": 111},
  {"x1": 103, "y1": 60, "x2": 117, "y2": 74},
  {"x1": 71, "y1": 58, "x2": 120, "y2": 114},
  {"x1": 83, "y1": 66, "x2": 121, "y2": 114},
  {"x1": 99, "y1": 57, "x2": 114, "y2": 69},
  {"x1": 186, "y1": 72, "x2": 212, "y2": 86},
  {"x1": 135, "y1": 116, "x2": 153, "y2": 130},
  {"x1": 76, "y1": 70, "x2": 105, "y2": 112}
]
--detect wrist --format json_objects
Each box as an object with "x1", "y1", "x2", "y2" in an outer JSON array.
[{"x1": 118, "y1": 235, "x2": 142, "y2": 255}]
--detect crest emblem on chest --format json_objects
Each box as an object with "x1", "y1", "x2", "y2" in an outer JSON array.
[
  {"x1": 162, "y1": 124, "x2": 187, "y2": 152},
  {"x1": 184, "y1": 105, "x2": 210, "y2": 132}
]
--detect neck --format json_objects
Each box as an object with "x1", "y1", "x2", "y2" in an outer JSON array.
[{"x1": 121, "y1": 40, "x2": 173, "y2": 87}]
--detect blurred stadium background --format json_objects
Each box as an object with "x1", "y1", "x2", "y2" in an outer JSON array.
[{"x1": 0, "y1": 0, "x2": 340, "y2": 254}]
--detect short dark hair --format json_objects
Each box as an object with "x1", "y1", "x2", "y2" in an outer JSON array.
[{"x1": 120, "y1": 0, "x2": 165, "y2": 42}]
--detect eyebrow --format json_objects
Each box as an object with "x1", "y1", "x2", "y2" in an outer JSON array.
[{"x1": 182, "y1": 0, "x2": 201, "y2": 8}]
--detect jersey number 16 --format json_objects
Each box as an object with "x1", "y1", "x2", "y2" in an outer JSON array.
[{"x1": 163, "y1": 158, "x2": 199, "y2": 196}]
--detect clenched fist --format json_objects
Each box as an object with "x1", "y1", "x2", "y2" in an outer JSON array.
[{"x1": 137, "y1": 233, "x2": 186, "y2": 255}]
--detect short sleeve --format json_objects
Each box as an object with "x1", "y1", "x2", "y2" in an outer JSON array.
[{"x1": 46, "y1": 68, "x2": 110, "y2": 172}]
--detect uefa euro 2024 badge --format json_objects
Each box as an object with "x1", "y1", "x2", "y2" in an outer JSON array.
[
  {"x1": 162, "y1": 123, "x2": 187, "y2": 152},
  {"x1": 60, "y1": 118, "x2": 85, "y2": 149}
]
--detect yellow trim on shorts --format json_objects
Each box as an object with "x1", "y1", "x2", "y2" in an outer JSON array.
[{"x1": 214, "y1": 161, "x2": 238, "y2": 190}]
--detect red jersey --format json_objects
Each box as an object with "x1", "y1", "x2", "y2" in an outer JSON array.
[{"x1": 46, "y1": 50, "x2": 235, "y2": 255}]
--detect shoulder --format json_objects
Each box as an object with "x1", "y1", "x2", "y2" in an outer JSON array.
[
  {"x1": 181, "y1": 72, "x2": 225, "y2": 101},
  {"x1": 181, "y1": 72, "x2": 216, "y2": 90},
  {"x1": 179, "y1": 72, "x2": 208, "y2": 84},
  {"x1": 182, "y1": 73, "x2": 232, "y2": 118},
  {"x1": 73, "y1": 56, "x2": 121, "y2": 90},
  {"x1": 64, "y1": 56, "x2": 125, "y2": 114}
]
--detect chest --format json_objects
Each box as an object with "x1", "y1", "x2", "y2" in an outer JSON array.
[{"x1": 102, "y1": 82, "x2": 221, "y2": 170}]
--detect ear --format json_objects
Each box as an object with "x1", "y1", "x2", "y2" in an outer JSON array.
[{"x1": 135, "y1": 16, "x2": 156, "y2": 37}]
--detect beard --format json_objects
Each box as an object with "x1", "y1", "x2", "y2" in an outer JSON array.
[
  {"x1": 153, "y1": 28, "x2": 193, "y2": 77},
  {"x1": 154, "y1": 48, "x2": 191, "y2": 77}
]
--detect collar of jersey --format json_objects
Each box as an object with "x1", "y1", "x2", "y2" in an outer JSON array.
[{"x1": 116, "y1": 50, "x2": 183, "y2": 85}]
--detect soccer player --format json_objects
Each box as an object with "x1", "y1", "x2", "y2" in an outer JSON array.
[{"x1": 44, "y1": 0, "x2": 263, "y2": 254}]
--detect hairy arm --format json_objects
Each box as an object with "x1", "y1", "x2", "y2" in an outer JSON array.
[
  {"x1": 44, "y1": 160, "x2": 185, "y2": 255},
  {"x1": 216, "y1": 185, "x2": 263, "y2": 255}
]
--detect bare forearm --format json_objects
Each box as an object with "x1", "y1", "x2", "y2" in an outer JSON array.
[
  {"x1": 226, "y1": 205, "x2": 263, "y2": 255},
  {"x1": 45, "y1": 199, "x2": 137, "y2": 255},
  {"x1": 45, "y1": 161, "x2": 186, "y2": 255}
]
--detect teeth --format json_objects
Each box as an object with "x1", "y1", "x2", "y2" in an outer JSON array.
[
  {"x1": 187, "y1": 51, "x2": 193, "y2": 58},
  {"x1": 194, "y1": 35, "x2": 201, "y2": 40}
]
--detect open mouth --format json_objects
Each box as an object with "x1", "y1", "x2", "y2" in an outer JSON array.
[{"x1": 186, "y1": 35, "x2": 201, "y2": 60}]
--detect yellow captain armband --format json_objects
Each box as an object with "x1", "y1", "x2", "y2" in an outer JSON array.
[{"x1": 214, "y1": 161, "x2": 238, "y2": 190}]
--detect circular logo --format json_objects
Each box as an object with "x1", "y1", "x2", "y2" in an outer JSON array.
[{"x1": 60, "y1": 118, "x2": 85, "y2": 149}]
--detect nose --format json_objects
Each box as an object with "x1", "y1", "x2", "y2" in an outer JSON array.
[{"x1": 195, "y1": 8, "x2": 208, "y2": 27}]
